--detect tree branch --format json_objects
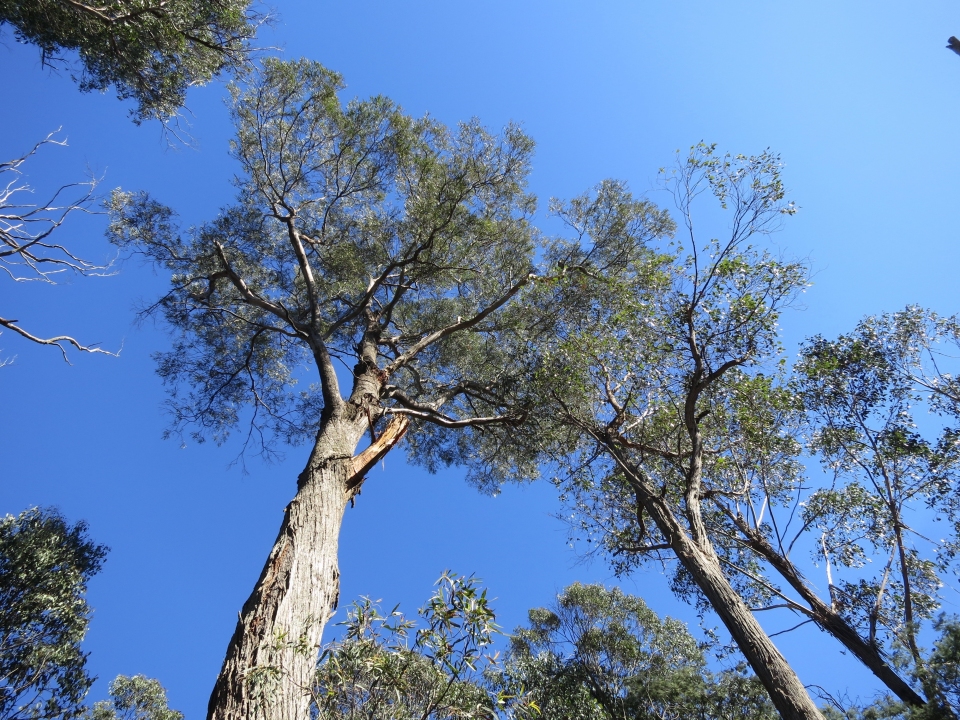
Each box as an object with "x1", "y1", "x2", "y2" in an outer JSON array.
[
  {"x1": 385, "y1": 273, "x2": 533, "y2": 375},
  {"x1": 0, "y1": 316, "x2": 117, "y2": 363}
]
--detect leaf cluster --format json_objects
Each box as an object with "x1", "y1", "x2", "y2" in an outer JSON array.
[
  {"x1": 0, "y1": 0, "x2": 262, "y2": 122},
  {"x1": 312, "y1": 573, "x2": 506, "y2": 720},
  {"x1": 498, "y1": 582, "x2": 777, "y2": 720},
  {"x1": 107, "y1": 59, "x2": 541, "y2": 460},
  {"x1": 0, "y1": 507, "x2": 107, "y2": 720},
  {"x1": 798, "y1": 308, "x2": 960, "y2": 657},
  {"x1": 84, "y1": 676, "x2": 182, "y2": 720}
]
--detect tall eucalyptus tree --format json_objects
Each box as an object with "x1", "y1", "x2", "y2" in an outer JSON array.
[
  {"x1": 107, "y1": 59, "x2": 545, "y2": 720},
  {"x1": 504, "y1": 582, "x2": 778, "y2": 720},
  {"x1": 473, "y1": 146, "x2": 827, "y2": 719},
  {"x1": 797, "y1": 308, "x2": 960, "y2": 715},
  {"x1": 473, "y1": 150, "x2": 960, "y2": 717}
]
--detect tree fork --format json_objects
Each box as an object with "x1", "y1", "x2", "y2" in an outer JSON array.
[
  {"x1": 618, "y1": 466, "x2": 824, "y2": 720},
  {"x1": 208, "y1": 416, "x2": 407, "y2": 720},
  {"x1": 610, "y1": 443, "x2": 823, "y2": 719}
]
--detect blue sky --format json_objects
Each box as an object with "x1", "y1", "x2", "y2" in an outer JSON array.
[{"x1": 3, "y1": 1, "x2": 960, "y2": 715}]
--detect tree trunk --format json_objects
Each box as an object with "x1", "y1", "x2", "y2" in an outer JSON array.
[
  {"x1": 672, "y1": 535, "x2": 824, "y2": 720},
  {"x1": 207, "y1": 416, "x2": 408, "y2": 720},
  {"x1": 624, "y1": 476, "x2": 824, "y2": 720},
  {"x1": 731, "y1": 517, "x2": 927, "y2": 708}
]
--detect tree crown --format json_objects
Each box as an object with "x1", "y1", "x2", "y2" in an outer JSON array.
[
  {"x1": 1, "y1": 0, "x2": 263, "y2": 123},
  {"x1": 108, "y1": 59, "x2": 540, "y2": 459}
]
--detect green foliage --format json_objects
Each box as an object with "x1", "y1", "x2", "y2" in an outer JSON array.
[
  {"x1": 107, "y1": 58, "x2": 540, "y2": 461},
  {"x1": 798, "y1": 308, "x2": 960, "y2": 664},
  {"x1": 311, "y1": 573, "x2": 508, "y2": 720},
  {"x1": 312, "y1": 578, "x2": 777, "y2": 720},
  {"x1": 510, "y1": 144, "x2": 808, "y2": 600},
  {"x1": 502, "y1": 142, "x2": 960, "y2": 708},
  {"x1": 499, "y1": 583, "x2": 777, "y2": 720},
  {"x1": 84, "y1": 676, "x2": 182, "y2": 720},
  {"x1": 0, "y1": 507, "x2": 107, "y2": 720},
  {"x1": 924, "y1": 618, "x2": 960, "y2": 715},
  {"x1": 0, "y1": 0, "x2": 261, "y2": 122}
]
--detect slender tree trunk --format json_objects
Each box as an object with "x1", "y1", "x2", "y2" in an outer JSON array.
[
  {"x1": 670, "y1": 534, "x2": 824, "y2": 720},
  {"x1": 730, "y1": 516, "x2": 927, "y2": 708},
  {"x1": 620, "y1": 469, "x2": 824, "y2": 720},
  {"x1": 207, "y1": 416, "x2": 408, "y2": 720},
  {"x1": 649, "y1": 368, "x2": 823, "y2": 719}
]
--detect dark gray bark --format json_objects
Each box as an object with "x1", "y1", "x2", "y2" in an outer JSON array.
[{"x1": 207, "y1": 415, "x2": 408, "y2": 720}]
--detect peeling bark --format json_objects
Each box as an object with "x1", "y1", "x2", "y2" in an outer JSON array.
[
  {"x1": 207, "y1": 415, "x2": 405, "y2": 720},
  {"x1": 347, "y1": 416, "x2": 410, "y2": 498}
]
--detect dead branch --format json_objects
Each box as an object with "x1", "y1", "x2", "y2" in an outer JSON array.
[{"x1": 1, "y1": 132, "x2": 116, "y2": 361}]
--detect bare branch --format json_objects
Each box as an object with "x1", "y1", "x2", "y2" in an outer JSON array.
[
  {"x1": 1, "y1": 134, "x2": 116, "y2": 359},
  {"x1": 0, "y1": 316, "x2": 118, "y2": 363}
]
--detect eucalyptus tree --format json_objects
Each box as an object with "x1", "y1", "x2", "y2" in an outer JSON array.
[
  {"x1": 1, "y1": 0, "x2": 261, "y2": 123},
  {"x1": 107, "y1": 58, "x2": 545, "y2": 720},
  {"x1": 0, "y1": 507, "x2": 107, "y2": 720},
  {"x1": 472, "y1": 145, "x2": 827, "y2": 719},
  {"x1": 503, "y1": 582, "x2": 777, "y2": 720},
  {"x1": 797, "y1": 308, "x2": 960, "y2": 713},
  {"x1": 476, "y1": 150, "x2": 960, "y2": 717},
  {"x1": 85, "y1": 676, "x2": 183, "y2": 720}
]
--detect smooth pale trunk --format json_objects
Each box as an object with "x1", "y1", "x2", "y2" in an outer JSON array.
[{"x1": 207, "y1": 417, "x2": 407, "y2": 720}]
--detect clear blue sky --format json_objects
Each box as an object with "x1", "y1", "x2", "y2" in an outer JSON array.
[{"x1": 3, "y1": 1, "x2": 960, "y2": 715}]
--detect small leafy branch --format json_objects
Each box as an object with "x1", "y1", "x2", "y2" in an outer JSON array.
[{"x1": 311, "y1": 572, "x2": 517, "y2": 720}]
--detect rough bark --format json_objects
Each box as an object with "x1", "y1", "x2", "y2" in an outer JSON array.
[
  {"x1": 207, "y1": 415, "x2": 409, "y2": 720},
  {"x1": 662, "y1": 509, "x2": 824, "y2": 720}
]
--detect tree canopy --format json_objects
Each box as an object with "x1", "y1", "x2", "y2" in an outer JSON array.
[
  {"x1": 0, "y1": 0, "x2": 262, "y2": 123},
  {"x1": 448, "y1": 146, "x2": 960, "y2": 716},
  {"x1": 84, "y1": 676, "x2": 183, "y2": 720},
  {"x1": 311, "y1": 573, "x2": 505, "y2": 720},
  {"x1": 451, "y1": 145, "x2": 824, "y2": 718},
  {"x1": 311, "y1": 578, "x2": 779, "y2": 720},
  {"x1": 107, "y1": 58, "x2": 545, "y2": 720},
  {"x1": 108, "y1": 57, "x2": 539, "y2": 456},
  {"x1": 503, "y1": 582, "x2": 777, "y2": 720},
  {"x1": 797, "y1": 308, "x2": 960, "y2": 713},
  {"x1": 0, "y1": 507, "x2": 107, "y2": 720}
]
